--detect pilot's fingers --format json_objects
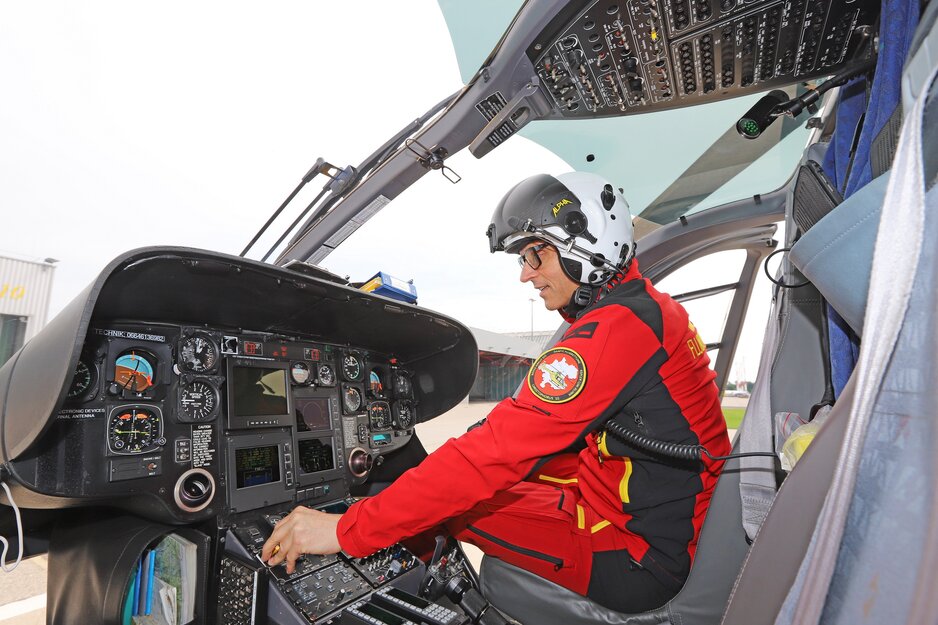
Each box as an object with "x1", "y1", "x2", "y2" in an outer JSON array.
[
  {"x1": 262, "y1": 514, "x2": 296, "y2": 562},
  {"x1": 284, "y1": 543, "x2": 301, "y2": 574},
  {"x1": 263, "y1": 535, "x2": 290, "y2": 568},
  {"x1": 260, "y1": 534, "x2": 279, "y2": 561},
  {"x1": 261, "y1": 522, "x2": 286, "y2": 560}
]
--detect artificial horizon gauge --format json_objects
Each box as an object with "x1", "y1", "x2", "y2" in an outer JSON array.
[
  {"x1": 369, "y1": 401, "x2": 391, "y2": 430},
  {"x1": 368, "y1": 368, "x2": 385, "y2": 398},
  {"x1": 114, "y1": 351, "x2": 156, "y2": 392},
  {"x1": 67, "y1": 359, "x2": 97, "y2": 399},
  {"x1": 341, "y1": 353, "x2": 363, "y2": 382},
  {"x1": 179, "y1": 334, "x2": 218, "y2": 373},
  {"x1": 394, "y1": 401, "x2": 414, "y2": 429},
  {"x1": 394, "y1": 371, "x2": 413, "y2": 397},
  {"x1": 317, "y1": 363, "x2": 336, "y2": 386},
  {"x1": 179, "y1": 380, "x2": 219, "y2": 421},
  {"x1": 291, "y1": 362, "x2": 312, "y2": 385},
  {"x1": 108, "y1": 405, "x2": 163, "y2": 454},
  {"x1": 343, "y1": 385, "x2": 363, "y2": 414}
]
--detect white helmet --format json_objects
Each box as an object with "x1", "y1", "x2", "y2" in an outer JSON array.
[{"x1": 487, "y1": 172, "x2": 635, "y2": 286}]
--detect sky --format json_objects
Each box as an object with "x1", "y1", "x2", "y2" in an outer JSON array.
[{"x1": 1, "y1": 1, "x2": 780, "y2": 382}]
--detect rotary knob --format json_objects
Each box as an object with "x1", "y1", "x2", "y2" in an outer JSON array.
[{"x1": 348, "y1": 447, "x2": 374, "y2": 478}]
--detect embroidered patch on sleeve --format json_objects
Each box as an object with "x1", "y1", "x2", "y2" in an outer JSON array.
[
  {"x1": 562, "y1": 321, "x2": 599, "y2": 341},
  {"x1": 527, "y1": 347, "x2": 587, "y2": 403}
]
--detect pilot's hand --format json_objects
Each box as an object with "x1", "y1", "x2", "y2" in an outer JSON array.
[{"x1": 261, "y1": 507, "x2": 342, "y2": 573}]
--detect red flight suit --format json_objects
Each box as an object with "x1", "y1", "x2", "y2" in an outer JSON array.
[{"x1": 336, "y1": 261, "x2": 730, "y2": 613}]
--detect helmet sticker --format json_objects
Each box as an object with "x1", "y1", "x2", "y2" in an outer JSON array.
[
  {"x1": 527, "y1": 347, "x2": 587, "y2": 404},
  {"x1": 552, "y1": 198, "x2": 573, "y2": 216}
]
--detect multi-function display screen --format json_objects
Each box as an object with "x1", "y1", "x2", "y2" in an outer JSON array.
[
  {"x1": 231, "y1": 366, "x2": 288, "y2": 417},
  {"x1": 235, "y1": 445, "x2": 281, "y2": 488},
  {"x1": 298, "y1": 438, "x2": 335, "y2": 475},
  {"x1": 296, "y1": 397, "x2": 331, "y2": 431}
]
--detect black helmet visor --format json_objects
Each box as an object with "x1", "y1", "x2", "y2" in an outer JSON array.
[{"x1": 487, "y1": 174, "x2": 581, "y2": 254}]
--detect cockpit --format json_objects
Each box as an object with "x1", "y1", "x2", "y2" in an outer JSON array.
[{"x1": 2, "y1": 0, "x2": 936, "y2": 623}]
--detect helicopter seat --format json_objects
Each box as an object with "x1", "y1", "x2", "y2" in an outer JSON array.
[{"x1": 478, "y1": 445, "x2": 750, "y2": 625}]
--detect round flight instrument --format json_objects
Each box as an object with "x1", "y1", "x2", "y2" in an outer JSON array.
[
  {"x1": 341, "y1": 353, "x2": 363, "y2": 382},
  {"x1": 394, "y1": 401, "x2": 414, "y2": 429},
  {"x1": 369, "y1": 402, "x2": 391, "y2": 430},
  {"x1": 291, "y1": 362, "x2": 312, "y2": 385},
  {"x1": 179, "y1": 380, "x2": 219, "y2": 421},
  {"x1": 179, "y1": 334, "x2": 218, "y2": 373},
  {"x1": 317, "y1": 364, "x2": 335, "y2": 386},
  {"x1": 342, "y1": 386, "x2": 363, "y2": 414},
  {"x1": 108, "y1": 406, "x2": 162, "y2": 454},
  {"x1": 114, "y1": 351, "x2": 156, "y2": 393},
  {"x1": 67, "y1": 359, "x2": 97, "y2": 399},
  {"x1": 394, "y1": 371, "x2": 413, "y2": 397}
]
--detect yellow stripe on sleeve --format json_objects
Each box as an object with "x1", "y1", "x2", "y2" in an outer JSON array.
[
  {"x1": 576, "y1": 504, "x2": 585, "y2": 530},
  {"x1": 537, "y1": 475, "x2": 578, "y2": 485},
  {"x1": 590, "y1": 520, "x2": 611, "y2": 533}
]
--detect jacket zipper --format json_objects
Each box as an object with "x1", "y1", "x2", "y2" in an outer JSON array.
[{"x1": 467, "y1": 525, "x2": 564, "y2": 571}]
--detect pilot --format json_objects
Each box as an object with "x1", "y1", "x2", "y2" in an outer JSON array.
[{"x1": 263, "y1": 172, "x2": 731, "y2": 613}]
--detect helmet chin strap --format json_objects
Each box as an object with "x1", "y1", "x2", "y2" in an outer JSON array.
[
  {"x1": 573, "y1": 286, "x2": 594, "y2": 307},
  {"x1": 560, "y1": 285, "x2": 601, "y2": 322},
  {"x1": 560, "y1": 259, "x2": 633, "y2": 321}
]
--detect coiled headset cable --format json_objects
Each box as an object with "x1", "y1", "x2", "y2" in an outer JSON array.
[{"x1": 603, "y1": 418, "x2": 778, "y2": 463}]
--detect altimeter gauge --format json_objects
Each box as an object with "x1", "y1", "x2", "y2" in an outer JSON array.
[
  {"x1": 317, "y1": 364, "x2": 336, "y2": 386},
  {"x1": 342, "y1": 353, "x2": 363, "y2": 382},
  {"x1": 179, "y1": 334, "x2": 218, "y2": 373}
]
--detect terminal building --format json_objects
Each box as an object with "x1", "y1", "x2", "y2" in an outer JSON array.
[
  {"x1": 0, "y1": 254, "x2": 56, "y2": 368},
  {"x1": 467, "y1": 328, "x2": 554, "y2": 401}
]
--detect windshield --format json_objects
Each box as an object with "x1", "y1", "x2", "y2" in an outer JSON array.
[{"x1": 439, "y1": 0, "x2": 815, "y2": 226}]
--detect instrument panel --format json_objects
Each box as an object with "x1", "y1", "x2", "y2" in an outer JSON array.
[
  {"x1": 529, "y1": 0, "x2": 878, "y2": 117},
  {"x1": 28, "y1": 322, "x2": 419, "y2": 522}
]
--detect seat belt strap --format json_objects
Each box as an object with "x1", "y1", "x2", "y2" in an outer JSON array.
[{"x1": 737, "y1": 290, "x2": 781, "y2": 541}]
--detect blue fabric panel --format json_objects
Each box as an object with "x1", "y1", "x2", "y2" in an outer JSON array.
[
  {"x1": 821, "y1": 0, "x2": 920, "y2": 398},
  {"x1": 843, "y1": 0, "x2": 921, "y2": 197},
  {"x1": 828, "y1": 308, "x2": 861, "y2": 397},
  {"x1": 822, "y1": 79, "x2": 869, "y2": 194}
]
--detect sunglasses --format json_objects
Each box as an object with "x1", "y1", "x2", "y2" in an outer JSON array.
[{"x1": 517, "y1": 243, "x2": 551, "y2": 269}]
